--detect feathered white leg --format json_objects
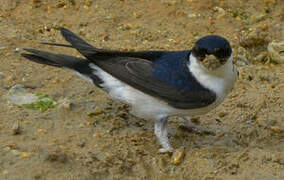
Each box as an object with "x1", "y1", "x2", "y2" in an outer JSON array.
[{"x1": 154, "y1": 116, "x2": 173, "y2": 153}]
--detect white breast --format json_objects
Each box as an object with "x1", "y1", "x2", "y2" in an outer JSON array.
[{"x1": 188, "y1": 53, "x2": 237, "y2": 106}]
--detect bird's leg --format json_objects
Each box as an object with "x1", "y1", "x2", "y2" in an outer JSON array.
[
  {"x1": 154, "y1": 116, "x2": 173, "y2": 153},
  {"x1": 180, "y1": 117, "x2": 215, "y2": 135},
  {"x1": 183, "y1": 117, "x2": 203, "y2": 134}
]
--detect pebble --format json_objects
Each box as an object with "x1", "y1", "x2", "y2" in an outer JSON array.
[
  {"x1": 2, "y1": 170, "x2": 8, "y2": 175},
  {"x1": 85, "y1": 0, "x2": 93, "y2": 7},
  {"x1": 43, "y1": 149, "x2": 68, "y2": 163},
  {"x1": 263, "y1": 153, "x2": 272, "y2": 161},
  {"x1": 32, "y1": 0, "x2": 42, "y2": 3},
  {"x1": 187, "y1": 13, "x2": 197, "y2": 18},
  {"x1": 63, "y1": 102, "x2": 71, "y2": 110},
  {"x1": 277, "y1": 155, "x2": 284, "y2": 165},
  {"x1": 58, "y1": 98, "x2": 72, "y2": 110},
  {"x1": 14, "y1": 48, "x2": 20, "y2": 52},
  {"x1": 239, "y1": 28, "x2": 268, "y2": 48},
  {"x1": 254, "y1": 51, "x2": 268, "y2": 63},
  {"x1": 228, "y1": 158, "x2": 239, "y2": 174},
  {"x1": 37, "y1": 129, "x2": 47, "y2": 134},
  {"x1": 203, "y1": 175, "x2": 215, "y2": 180},
  {"x1": 0, "y1": 72, "x2": 4, "y2": 79},
  {"x1": 11, "y1": 121, "x2": 21, "y2": 135},
  {"x1": 236, "y1": 59, "x2": 249, "y2": 66},
  {"x1": 84, "y1": 101, "x2": 96, "y2": 113},
  {"x1": 236, "y1": 47, "x2": 250, "y2": 63},
  {"x1": 214, "y1": 6, "x2": 226, "y2": 19},
  {"x1": 278, "y1": 84, "x2": 284, "y2": 89},
  {"x1": 11, "y1": 149, "x2": 21, "y2": 156},
  {"x1": 251, "y1": 13, "x2": 267, "y2": 23},
  {"x1": 256, "y1": 118, "x2": 269, "y2": 127},
  {"x1": 21, "y1": 152, "x2": 29, "y2": 158},
  {"x1": 172, "y1": 147, "x2": 185, "y2": 165},
  {"x1": 56, "y1": 2, "x2": 66, "y2": 8},
  {"x1": 269, "y1": 126, "x2": 284, "y2": 133},
  {"x1": 272, "y1": 153, "x2": 283, "y2": 164},
  {"x1": 87, "y1": 106, "x2": 104, "y2": 116},
  {"x1": 69, "y1": 0, "x2": 76, "y2": 5},
  {"x1": 218, "y1": 112, "x2": 228, "y2": 118},
  {"x1": 263, "y1": 0, "x2": 276, "y2": 4},
  {"x1": 8, "y1": 84, "x2": 38, "y2": 106},
  {"x1": 267, "y1": 41, "x2": 284, "y2": 64}
]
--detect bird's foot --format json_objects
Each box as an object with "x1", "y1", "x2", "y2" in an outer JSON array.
[
  {"x1": 180, "y1": 124, "x2": 203, "y2": 134},
  {"x1": 180, "y1": 117, "x2": 215, "y2": 135},
  {"x1": 158, "y1": 147, "x2": 173, "y2": 153}
]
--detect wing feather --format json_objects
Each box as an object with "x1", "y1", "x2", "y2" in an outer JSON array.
[{"x1": 94, "y1": 57, "x2": 216, "y2": 109}]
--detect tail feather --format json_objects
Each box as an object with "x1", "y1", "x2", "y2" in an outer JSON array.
[
  {"x1": 58, "y1": 28, "x2": 164, "y2": 61},
  {"x1": 21, "y1": 49, "x2": 103, "y2": 87},
  {"x1": 22, "y1": 48, "x2": 82, "y2": 68},
  {"x1": 59, "y1": 27, "x2": 98, "y2": 58},
  {"x1": 21, "y1": 53, "x2": 61, "y2": 67},
  {"x1": 40, "y1": 42, "x2": 73, "y2": 48}
]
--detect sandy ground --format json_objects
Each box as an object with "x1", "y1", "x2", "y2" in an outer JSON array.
[{"x1": 0, "y1": 0, "x2": 283, "y2": 179}]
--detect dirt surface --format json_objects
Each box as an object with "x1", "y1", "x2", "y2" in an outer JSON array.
[{"x1": 0, "y1": 0, "x2": 283, "y2": 179}]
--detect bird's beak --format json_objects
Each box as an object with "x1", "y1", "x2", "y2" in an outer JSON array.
[{"x1": 201, "y1": 55, "x2": 224, "y2": 71}]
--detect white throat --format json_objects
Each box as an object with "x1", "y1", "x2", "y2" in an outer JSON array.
[{"x1": 188, "y1": 53, "x2": 237, "y2": 102}]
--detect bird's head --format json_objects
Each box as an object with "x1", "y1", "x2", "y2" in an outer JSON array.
[{"x1": 191, "y1": 35, "x2": 232, "y2": 71}]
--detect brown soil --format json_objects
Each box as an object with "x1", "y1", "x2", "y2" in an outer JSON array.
[{"x1": 0, "y1": 0, "x2": 283, "y2": 179}]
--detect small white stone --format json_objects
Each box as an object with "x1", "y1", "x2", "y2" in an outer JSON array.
[{"x1": 268, "y1": 41, "x2": 284, "y2": 64}]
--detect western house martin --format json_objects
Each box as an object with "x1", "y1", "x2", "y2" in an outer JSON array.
[{"x1": 21, "y1": 28, "x2": 238, "y2": 153}]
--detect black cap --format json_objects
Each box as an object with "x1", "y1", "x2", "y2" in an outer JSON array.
[{"x1": 192, "y1": 35, "x2": 232, "y2": 61}]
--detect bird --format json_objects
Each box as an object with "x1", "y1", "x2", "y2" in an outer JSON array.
[{"x1": 21, "y1": 28, "x2": 238, "y2": 153}]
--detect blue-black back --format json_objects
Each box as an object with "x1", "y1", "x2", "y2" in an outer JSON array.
[{"x1": 153, "y1": 51, "x2": 205, "y2": 92}]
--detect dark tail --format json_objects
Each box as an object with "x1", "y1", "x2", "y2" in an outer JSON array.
[
  {"x1": 59, "y1": 27, "x2": 99, "y2": 59},
  {"x1": 21, "y1": 48, "x2": 103, "y2": 87},
  {"x1": 21, "y1": 27, "x2": 126, "y2": 87},
  {"x1": 58, "y1": 28, "x2": 165, "y2": 60},
  {"x1": 22, "y1": 48, "x2": 81, "y2": 68}
]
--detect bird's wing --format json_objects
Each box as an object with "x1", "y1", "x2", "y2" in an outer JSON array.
[{"x1": 93, "y1": 56, "x2": 216, "y2": 109}]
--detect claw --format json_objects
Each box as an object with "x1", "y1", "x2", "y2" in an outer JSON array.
[
  {"x1": 180, "y1": 117, "x2": 215, "y2": 135},
  {"x1": 159, "y1": 147, "x2": 173, "y2": 153}
]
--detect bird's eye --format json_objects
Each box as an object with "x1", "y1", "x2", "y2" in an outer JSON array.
[
  {"x1": 197, "y1": 49, "x2": 206, "y2": 61},
  {"x1": 198, "y1": 55, "x2": 205, "y2": 61},
  {"x1": 219, "y1": 58, "x2": 227, "y2": 64}
]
